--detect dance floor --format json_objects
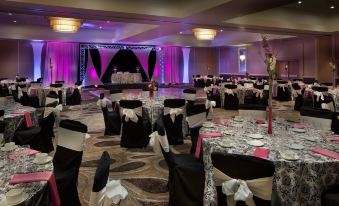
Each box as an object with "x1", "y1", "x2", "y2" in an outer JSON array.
[{"x1": 49, "y1": 88, "x2": 299, "y2": 206}]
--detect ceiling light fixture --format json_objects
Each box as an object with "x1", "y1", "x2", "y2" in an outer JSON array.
[
  {"x1": 330, "y1": 5, "x2": 335, "y2": 9},
  {"x1": 99, "y1": 26, "x2": 103, "y2": 29},
  {"x1": 179, "y1": 31, "x2": 183, "y2": 34},
  {"x1": 192, "y1": 28, "x2": 217, "y2": 40},
  {"x1": 298, "y1": 1, "x2": 302, "y2": 4},
  {"x1": 49, "y1": 17, "x2": 81, "y2": 33},
  {"x1": 13, "y1": 20, "x2": 16, "y2": 23},
  {"x1": 8, "y1": 13, "x2": 12, "y2": 15}
]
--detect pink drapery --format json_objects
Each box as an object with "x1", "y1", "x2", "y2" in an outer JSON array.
[
  {"x1": 164, "y1": 47, "x2": 180, "y2": 83},
  {"x1": 44, "y1": 42, "x2": 79, "y2": 85}
]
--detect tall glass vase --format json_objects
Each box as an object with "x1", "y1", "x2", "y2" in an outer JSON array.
[{"x1": 268, "y1": 77, "x2": 273, "y2": 134}]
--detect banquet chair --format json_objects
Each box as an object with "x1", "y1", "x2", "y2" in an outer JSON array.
[
  {"x1": 120, "y1": 100, "x2": 150, "y2": 148},
  {"x1": 206, "y1": 75, "x2": 213, "y2": 87},
  {"x1": 18, "y1": 85, "x2": 39, "y2": 108},
  {"x1": 163, "y1": 99, "x2": 186, "y2": 145},
  {"x1": 42, "y1": 91, "x2": 61, "y2": 126},
  {"x1": 312, "y1": 86, "x2": 335, "y2": 112},
  {"x1": 54, "y1": 119, "x2": 87, "y2": 206},
  {"x1": 322, "y1": 184, "x2": 339, "y2": 206},
  {"x1": 292, "y1": 83, "x2": 303, "y2": 111},
  {"x1": 50, "y1": 83, "x2": 63, "y2": 104},
  {"x1": 13, "y1": 112, "x2": 55, "y2": 153},
  {"x1": 197, "y1": 78, "x2": 205, "y2": 88},
  {"x1": 206, "y1": 87, "x2": 221, "y2": 108},
  {"x1": 183, "y1": 88, "x2": 197, "y2": 105},
  {"x1": 276, "y1": 80, "x2": 291, "y2": 101},
  {"x1": 223, "y1": 84, "x2": 239, "y2": 110},
  {"x1": 186, "y1": 103, "x2": 207, "y2": 154},
  {"x1": 66, "y1": 88, "x2": 81, "y2": 105},
  {"x1": 97, "y1": 93, "x2": 121, "y2": 136},
  {"x1": 300, "y1": 107, "x2": 333, "y2": 130},
  {"x1": 331, "y1": 112, "x2": 339, "y2": 134},
  {"x1": 155, "y1": 118, "x2": 205, "y2": 206},
  {"x1": 211, "y1": 153, "x2": 276, "y2": 206},
  {"x1": 110, "y1": 89, "x2": 123, "y2": 113}
]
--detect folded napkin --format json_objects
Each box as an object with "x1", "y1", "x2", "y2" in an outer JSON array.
[
  {"x1": 8, "y1": 148, "x2": 39, "y2": 160},
  {"x1": 12, "y1": 111, "x2": 32, "y2": 127},
  {"x1": 293, "y1": 123, "x2": 305, "y2": 129},
  {"x1": 255, "y1": 119, "x2": 266, "y2": 124},
  {"x1": 195, "y1": 133, "x2": 223, "y2": 159},
  {"x1": 252, "y1": 148, "x2": 270, "y2": 159},
  {"x1": 328, "y1": 137, "x2": 339, "y2": 142},
  {"x1": 213, "y1": 119, "x2": 230, "y2": 126},
  {"x1": 310, "y1": 147, "x2": 339, "y2": 160},
  {"x1": 10, "y1": 172, "x2": 60, "y2": 206}
]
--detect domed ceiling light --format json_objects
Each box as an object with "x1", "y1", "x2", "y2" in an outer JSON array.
[
  {"x1": 49, "y1": 17, "x2": 81, "y2": 33},
  {"x1": 192, "y1": 28, "x2": 218, "y2": 40}
]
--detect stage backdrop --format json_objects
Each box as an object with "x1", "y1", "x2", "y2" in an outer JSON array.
[{"x1": 79, "y1": 44, "x2": 159, "y2": 86}]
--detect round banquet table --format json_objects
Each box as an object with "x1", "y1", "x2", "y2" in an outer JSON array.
[
  {"x1": 30, "y1": 86, "x2": 72, "y2": 106},
  {"x1": 0, "y1": 146, "x2": 53, "y2": 205},
  {"x1": 201, "y1": 118, "x2": 339, "y2": 206},
  {"x1": 2, "y1": 104, "x2": 38, "y2": 143}
]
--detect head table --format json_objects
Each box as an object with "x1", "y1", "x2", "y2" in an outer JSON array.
[
  {"x1": 0, "y1": 145, "x2": 53, "y2": 205},
  {"x1": 201, "y1": 118, "x2": 339, "y2": 206}
]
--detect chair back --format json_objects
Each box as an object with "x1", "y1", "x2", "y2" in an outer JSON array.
[
  {"x1": 183, "y1": 88, "x2": 197, "y2": 102},
  {"x1": 186, "y1": 103, "x2": 206, "y2": 129},
  {"x1": 300, "y1": 107, "x2": 333, "y2": 130}
]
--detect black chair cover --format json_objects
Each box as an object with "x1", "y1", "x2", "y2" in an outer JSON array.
[
  {"x1": 156, "y1": 118, "x2": 205, "y2": 206},
  {"x1": 120, "y1": 100, "x2": 150, "y2": 148},
  {"x1": 331, "y1": 113, "x2": 339, "y2": 134},
  {"x1": 300, "y1": 107, "x2": 334, "y2": 119},
  {"x1": 14, "y1": 113, "x2": 55, "y2": 153},
  {"x1": 92, "y1": 151, "x2": 111, "y2": 192},
  {"x1": 276, "y1": 80, "x2": 291, "y2": 101},
  {"x1": 207, "y1": 88, "x2": 221, "y2": 108},
  {"x1": 322, "y1": 184, "x2": 339, "y2": 206},
  {"x1": 98, "y1": 94, "x2": 121, "y2": 136},
  {"x1": 186, "y1": 103, "x2": 206, "y2": 154},
  {"x1": 54, "y1": 119, "x2": 87, "y2": 206},
  {"x1": 163, "y1": 99, "x2": 186, "y2": 145},
  {"x1": 211, "y1": 153, "x2": 275, "y2": 206},
  {"x1": 224, "y1": 84, "x2": 239, "y2": 110},
  {"x1": 66, "y1": 88, "x2": 81, "y2": 105}
]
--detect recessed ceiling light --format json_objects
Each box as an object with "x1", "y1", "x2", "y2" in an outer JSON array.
[
  {"x1": 179, "y1": 31, "x2": 183, "y2": 34},
  {"x1": 106, "y1": 21, "x2": 110, "y2": 23},
  {"x1": 8, "y1": 13, "x2": 12, "y2": 15},
  {"x1": 298, "y1": 1, "x2": 302, "y2": 4},
  {"x1": 99, "y1": 26, "x2": 102, "y2": 29},
  {"x1": 13, "y1": 20, "x2": 16, "y2": 23},
  {"x1": 220, "y1": 29, "x2": 223, "y2": 32},
  {"x1": 330, "y1": 5, "x2": 335, "y2": 9}
]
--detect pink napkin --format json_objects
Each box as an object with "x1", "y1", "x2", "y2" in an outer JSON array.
[
  {"x1": 10, "y1": 172, "x2": 60, "y2": 206},
  {"x1": 310, "y1": 147, "x2": 339, "y2": 160},
  {"x1": 7, "y1": 148, "x2": 39, "y2": 160},
  {"x1": 328, "y1": 136, "x2": 339, "y2": 142},
  {"x1": 293, "y1": 123, "x2": 305, "y2": 129},
  {"x1": 13, "y1": 112, "x2": 32, "y2": 127},
  {"x1": 213, "y1": 119, "x2": 230, "y2": 126},
  {"x1": 195, "y1": 133, "x2": 223, "y2": 159},
  {"x1": 256, "y1": 119, "x2": 266, "y2": 124},
  {"x1": 252, "y1": 148, "x2": 270, "y2": 159}
]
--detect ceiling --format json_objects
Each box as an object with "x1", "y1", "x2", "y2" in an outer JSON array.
[{"x1": 0, "y1": 0, "x2": 337, "y2": 47}]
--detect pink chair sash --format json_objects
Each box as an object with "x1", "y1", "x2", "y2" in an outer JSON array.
[{"x1": 13, "y1": 112, "x2": 32, "y2": 127}]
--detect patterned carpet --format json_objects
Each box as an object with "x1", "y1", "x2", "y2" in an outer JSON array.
[{"x1": 51, "y1": 88, "x2": 300, "y2": 206}]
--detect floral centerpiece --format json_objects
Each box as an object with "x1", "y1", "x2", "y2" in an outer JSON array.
[
  {"x1": 148, "y1": 80, "x2": 158, "y2": 97},
  {"x1": 261, "y1": 34, "x2": 277, "y2": 134},
  {"x1": 329, "y1": 57, "x2": 336, "y2": 88}
]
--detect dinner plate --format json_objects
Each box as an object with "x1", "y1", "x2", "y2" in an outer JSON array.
[
  {"x1": 302, "y1": 136, "x2": 319, "y2": 142},
  {"x1": 247, "y1": 140, "x2": 264, "y2": 147},
  {"x1": 288, "y1": 144, "x2": 304, "y2": 150},
  {"x1": 247, "y1": 134, "x2": 264, "y2": 139},
  {"x1": 233, "y1": 116, "x2": 244, "y2": 122},
  {"x1": 218, "y1": 140, "x2": 233, "y2": 148},
  {"x1": 0, "y1": 193, "x2": 29, "y2": 206},
  {"x1": 33, "y1": 156, "x2": 53, "y2": 165},
  {"x1": 291, "y1": 128, "x2": 306, "y2": 133},
  {"x1": 231, "y1": 123, "x2": 243, "y2": 128},
  {"x1": 202, "y1": 122, "x2": 215, "y2": 128},
  {"x1": 280, "y1": 151, "x2": 299, "y2": 161}
]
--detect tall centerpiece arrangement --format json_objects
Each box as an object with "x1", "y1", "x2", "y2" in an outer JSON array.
[
  {"x1": 329, "y1": 57, "x2": 336, "y2": 89},
  {"x1": 261, "y1": 34, "x2": 277, "y2": 134}
]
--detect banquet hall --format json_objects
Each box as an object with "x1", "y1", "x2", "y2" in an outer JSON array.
[{"x1": 0, "y1": 0, "x2": 339, "y2": 205}]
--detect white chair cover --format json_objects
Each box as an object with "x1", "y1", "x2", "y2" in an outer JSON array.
[
  {"x1": 96, "y1": 98, "x2": 111, "y2": 109},
  {"x1": 163, "y1": 106, "x2": 184, "y2": 123},
  {"x1": 224, "y1": 89, "x2": 235, "y2": 96},
  {"x1": 58, "y1": 127, "x2": 86, "y2": 151},
  {"x1": 149, "y1": 131, "x2": 170, "y2": 154},
  {"x1": 213, "y1": 168, "x2": 272, "y2": 206},
  {"x1": 89, "y1": 179, "x2": 128, "y2": 206}
]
